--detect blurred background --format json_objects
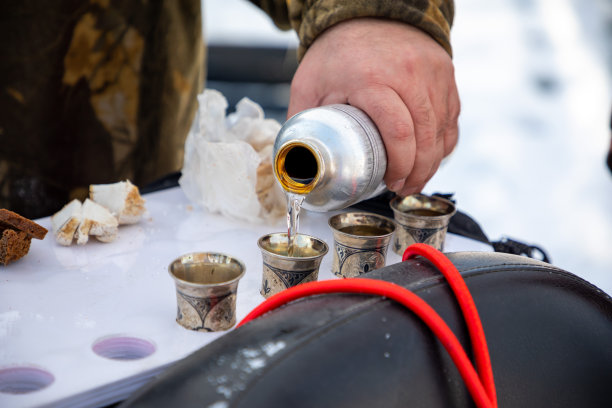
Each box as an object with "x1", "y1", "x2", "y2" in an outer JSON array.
[{"x1": 202, "y1": 0, "x2": 612, "y2": 294}]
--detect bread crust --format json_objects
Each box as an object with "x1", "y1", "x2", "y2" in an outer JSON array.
[
  {"x1": 89, "y1": 180, "x2": 145, "y2": 224},
  {"x1": 51, "y1": 199, "x2": 82, "y2": 246},
  {"x1": 80, "y1": 199, "x2": 118, "y2": 244},
  {"x1": 0, "y1": 209, "x2": 48, "y2": 240}
]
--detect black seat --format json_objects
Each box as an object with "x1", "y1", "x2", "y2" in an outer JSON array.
[{"x1": 121, "y1": 252, "x2": 612, "y2": 408}]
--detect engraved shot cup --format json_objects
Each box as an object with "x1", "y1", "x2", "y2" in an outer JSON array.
[
  {"x1": 390, "y1": 194, "x2": 457, "y2": 254},
  {"x1": 258, "y1": 232, "x2": 328, "y2": 298},
  {"x1": 328, "y1": 212, "x2": 396, "y2": 278},
  {"x1": 168, "y1": 252, "x2": 245, "y2": 332}
]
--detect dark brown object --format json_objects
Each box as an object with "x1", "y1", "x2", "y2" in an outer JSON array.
[
  {"x1": 0, "y1": 229, "x2": 32, "y2": 265},
  {"x1": 0, "y1": 209, "x2": 47, "y2": 265},
  {"x1": 0, "y1": 209, "x2": 48, "y2": 239}
]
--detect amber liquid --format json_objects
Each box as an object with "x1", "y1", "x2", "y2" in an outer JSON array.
[
  {"x1": 406, "y1": 208, "x2": 445, "y2": 217},
  {"x1": 175, "y1": 263, "x2": 241, "y2": 284},
  {"x1": 265, "y1": 240, "x2": 321, "y2": 258},
  {"x1": 339, "y1": 225, "x2": 390, "y2": 236}
]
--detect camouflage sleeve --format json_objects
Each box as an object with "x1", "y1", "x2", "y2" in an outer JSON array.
[{"x1": 249, "y1": 0, "x2": 455, "y2": 58}]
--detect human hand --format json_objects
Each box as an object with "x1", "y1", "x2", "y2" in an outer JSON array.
[{"x1": 287, "y1": 18, "x2": 460, "y2": 196}]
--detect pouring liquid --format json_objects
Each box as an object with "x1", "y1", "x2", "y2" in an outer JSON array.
[
  {"x1": 278, "y1": 145, "x2": 318, "y2": 258},
  {"x1": 286, "y1": 192, "x2": 306, "y2": 257}
]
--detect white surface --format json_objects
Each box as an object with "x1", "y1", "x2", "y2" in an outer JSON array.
[{"x1": 0, "y1": 187, "x2": 490, "y2": 408}]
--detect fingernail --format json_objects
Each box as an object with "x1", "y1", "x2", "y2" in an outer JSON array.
[{"x1": 390, "y1": 180, "x2": 404, "y2": 192}]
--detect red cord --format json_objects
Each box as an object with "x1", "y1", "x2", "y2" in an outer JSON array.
[
  {"x1": 403, "y1": 244, "x2": 497, "y2": 408},
  {"x1": 238, "y1": 244, "x2": 496, "y2": 408}
]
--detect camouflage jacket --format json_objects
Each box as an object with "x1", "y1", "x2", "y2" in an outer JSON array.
[
  {"x1": 255, "y1": 0, "x2": 454, "y2": 58},
  {"x1": 0, "y1": 0, "x2": 453, "y2": 218}
]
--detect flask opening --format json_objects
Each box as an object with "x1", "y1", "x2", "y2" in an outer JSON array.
[
  {"x1": 275, "y1": 143, "x2": 320, "y2": 194},
  {"x1": 285, "y1": 146, "x2": 317, "y2": 184}
]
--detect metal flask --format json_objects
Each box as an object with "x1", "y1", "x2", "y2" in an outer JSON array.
[{"x1": 273, "y1": 104, "x2": 388, "y2": 212}]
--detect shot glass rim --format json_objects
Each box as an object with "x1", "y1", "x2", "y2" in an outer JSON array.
[
  {"x1": 168, "y1": 251, "x2": 246, "y2": 289},
  {"x1": 257, "y1": 232, "x2": 329, "y2": 261},
  {"x1": 389, "y1": 194, "x2": 457, "y2": 220},
  {"x1": 328, "y1": 211, "x2": 396, "y2": 239}
]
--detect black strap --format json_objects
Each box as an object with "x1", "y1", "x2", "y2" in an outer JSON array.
[
  {"x1": 140, "y1": 171, "x2": 181, "y2": 194},
  {"x1": 491, "y1": 237, "x2": 551, "y2": 263}
]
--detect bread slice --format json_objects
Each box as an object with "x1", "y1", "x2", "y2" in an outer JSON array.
[
  {"x1": 77, "y1": 199, "x2": 118, "y2": 244},
  {"x1": 89, "y1": 180, "x2": 145, "y2": 224},
  {"x1": 0, "y1": 229, "x2": 32, "y2": 265},
  {"x1": 51, "y1": 199, "x2": 83, "y2": 246},
  {"x1": 0, "y1": 208, "x2": 48, "y2": 240},
  {"x1": 0, "y1": 209, "x2": 47, "y2": 265}
]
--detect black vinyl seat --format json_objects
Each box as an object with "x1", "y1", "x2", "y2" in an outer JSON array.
[{"x1": 120, "y1": 252, "x2": 612, "y2": 408}]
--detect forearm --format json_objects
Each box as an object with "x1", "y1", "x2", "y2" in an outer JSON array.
[{"x1": 249, "y1": 0, "x2": 454, "y2": 59}]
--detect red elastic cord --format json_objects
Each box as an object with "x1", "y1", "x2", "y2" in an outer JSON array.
[
  {"x1": 238, "y1": 244, "x2": 496, "y2": 408},
  {"x1": 403, "y1": 244, "x2": 497, "y2": 408}
]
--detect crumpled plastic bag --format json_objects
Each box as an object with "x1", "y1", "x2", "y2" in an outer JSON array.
[{"x1": 179, "y1": 89, "x2": 286, "y2": 223}]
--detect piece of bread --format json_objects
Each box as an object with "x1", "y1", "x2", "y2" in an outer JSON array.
[
  {"x1": 77, "y1": 199, "x2": 118, "y2": 244},
  {"x1": 0, "y1": 229, "x2": 32, "y2": 265},
  {"x1": 89, "y1": 180, "x2": 146, "y2": 224},
  {"x1": 75, "y1": 218, "x2": 91, "y2": 245},
  {"x1": 51, "y1": 199, "x2": 83, "y2": 246},
  {"x1": 0, "y1": 208, "x2": 48, "y2": 240},
  {"x1": 0, "y1": 209, "x2": 47, "y2": 265}
]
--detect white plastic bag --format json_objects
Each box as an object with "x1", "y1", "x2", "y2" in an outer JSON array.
[{"x1": 179, "y1": 89, "x2": 285, "y2": 223}]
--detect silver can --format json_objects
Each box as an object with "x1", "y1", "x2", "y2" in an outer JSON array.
[{"x1": 273, "y1": 104, "x2": 387, "y2": 212}]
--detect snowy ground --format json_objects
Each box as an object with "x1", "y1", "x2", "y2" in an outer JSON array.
[
  {"x1": 204, "y1": 0, "x2": 612, "y2": 295},
  {"x1": 428, "y1": 0, "x2": 612, "y2": 295}
]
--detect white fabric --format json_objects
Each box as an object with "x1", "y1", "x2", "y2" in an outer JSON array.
[{"x1": 180, "y1": 89, "x2": 285, "y2": 224}]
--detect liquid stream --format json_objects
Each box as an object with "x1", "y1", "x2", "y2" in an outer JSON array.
[{"x1": 286, "y1": 192, "x2": 306, "y2": 257}]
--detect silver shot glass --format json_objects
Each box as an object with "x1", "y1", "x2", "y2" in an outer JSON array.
[
  {"x1": 258, "y1": 232, "x2": 328, "y2": 298},
  {"x1": 390, "y1": 194, "x2": 456, "y2": 254},
  {"x1": 328, "y1": 212, "x2": 396, "y2": 278},
  {"x1": 168, "y1": 252, "x2": 245, "y2": 332}
]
